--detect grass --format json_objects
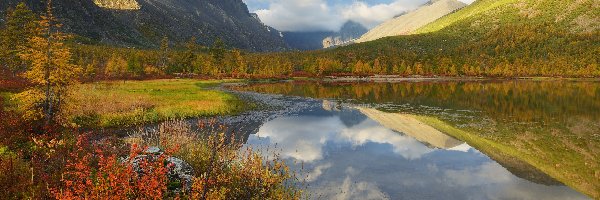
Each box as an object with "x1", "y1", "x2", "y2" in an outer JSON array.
[
  {"x1": 415, "y1": 0, "x2": 597, "y2": 34},
  {"x1": 64, "y1": 79, "x2": 248, "y2": 128},
  {"x1": 415, "y1": 115, "x2": 599, "y2": 199},
  {"x1": 0, "y1": 92, "x2": 15, "y2": 109},
  {"x1": 415, "y1": 0, "x2": 518, "y2": 34}
]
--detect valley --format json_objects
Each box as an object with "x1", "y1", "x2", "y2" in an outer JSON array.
[{"x1": 0, "y1": 0, "x2": 598, "y2": 199}]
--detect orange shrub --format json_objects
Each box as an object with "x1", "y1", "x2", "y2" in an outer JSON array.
[
  {"x1": 128, "y1": 120, "x2": 303, "y2": 200},
  {"x1": 53, "y1": 135, "x2": 170, "y2": 200}
]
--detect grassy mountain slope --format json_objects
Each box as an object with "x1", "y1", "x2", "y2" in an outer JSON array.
[
  {"x1": 356, "y1": 0, "x2": 467, "y2": 43},
  {"x1": 415, "y1": 0, "x2": 517, "y2": 34},
  {"x1": 417, "y1": 0, "x2": 599, "y2": 34}
]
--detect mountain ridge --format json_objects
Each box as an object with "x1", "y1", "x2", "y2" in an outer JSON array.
[{"x1": 0, "y1": 0, "x2": 288, "y2": 51}]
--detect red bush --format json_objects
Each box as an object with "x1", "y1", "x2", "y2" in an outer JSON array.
[{"x1": 53, "y1": 135, "x2": 171, "y2": 200}]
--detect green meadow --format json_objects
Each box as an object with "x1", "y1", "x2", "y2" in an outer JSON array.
[{"x1": 63, "y1": 79, "x2": 247, "y2": 128}]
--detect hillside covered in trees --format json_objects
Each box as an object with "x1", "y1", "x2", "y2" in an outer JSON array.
[
  {"x1": 275, "y1": 0, "x2": 599, "y2": 78},
  {"x1": 1, "y1": 0, "x2": 599, "y2": 81}
]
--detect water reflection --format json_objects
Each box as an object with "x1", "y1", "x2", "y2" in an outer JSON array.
[
  {"x1": 246, "y1": 101, "x2": 589, "y2": 199},
  {"x1": 234, "y1": 80, "x2": 600, "y2": 198},
  {"x1": 356, "y1": 107, "x2": 464, "y2": 149}
]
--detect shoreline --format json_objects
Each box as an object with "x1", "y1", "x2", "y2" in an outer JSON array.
[{"x1": 317, "y1": 75, "x2": 600, "y2": 82}]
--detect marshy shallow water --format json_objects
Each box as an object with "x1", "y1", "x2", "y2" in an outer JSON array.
[{"x1": 224, "y1": 80, "x2": 599, "y2": 199}]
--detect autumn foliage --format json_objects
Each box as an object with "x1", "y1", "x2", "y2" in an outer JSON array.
[
  {"x1": 53, "y1": 135, "x2": 170, "y2": 200},
  {"x1": 128, "y1": 120, "x2": 303, "y2": 200}
]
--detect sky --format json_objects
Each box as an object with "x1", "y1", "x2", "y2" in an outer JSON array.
[{"x1": 243, "y1": 0, "x2": 476, "y2": 32}]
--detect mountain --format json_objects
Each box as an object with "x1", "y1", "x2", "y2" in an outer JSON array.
[
  {"x1": 0, "y1": 0, "x2": 288, "y2": 51},
  {"x1": 355, "y1": 0, "x2": 467, "y2": 43},
  {"x1": 282, "y1": 31, "x2": 334, "y2": 51},
  {"x1": 283, "y1": 21, "x2": 368, "y2": 50},
  {"x1": 322, "y1": 21, "x2": 368, "y2": 48}
]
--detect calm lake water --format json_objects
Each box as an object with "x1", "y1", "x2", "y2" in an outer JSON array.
[{"x1": 230, "y1": 80, "x2": 599, "y2": 200}]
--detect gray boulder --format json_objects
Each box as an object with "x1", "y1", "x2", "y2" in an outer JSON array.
[{"x1": 127, "y1": 147, "x2": 195, "y2": 193}]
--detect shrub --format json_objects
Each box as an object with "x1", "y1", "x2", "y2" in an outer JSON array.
[
  {"x1": 127, "y1": 120, "x2": 303, "y2": 199},
  {"x1": 0, "y1": 146, "x2": 32, "y2": 200},
  {"x1": 53, "y1": 135, "x2": 171, "y2": 200}
]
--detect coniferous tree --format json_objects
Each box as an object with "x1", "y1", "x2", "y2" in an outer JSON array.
[
  {"x1": 210, "y1": 38, "x2": 226, "y2": 68},
  {"x1": 15, "y1": 0, "x2": 82, "y2": 123},
  {"x1": 127, "y1": 53, "x2": 143, "y2": 76},
  {"x1": 178, "y1": 37, "x2": 197, "y2": 73},
  {"x1": 373, "y1": 57, "x2": 383, "y2": 75},
  {"x1": 158, "y1": 36, "x2": 169, "y2": 71},
  {"x1": 232, "y1": 49, "x2": 247, "y2": 77},
  {"x1": 0, "y1": 3, "x2": 36, "y2": 76}
]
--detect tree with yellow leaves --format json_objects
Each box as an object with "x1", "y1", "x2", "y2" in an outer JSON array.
[
  {"x1": 15, "y1": 0, "x2": 81, "y2": 124},
  {"x1": 104, "y1": 53, "x2": 128, "y2": 78},
  {"x1": 232, "y1": 49, "x2": 247, "y2": 78}
]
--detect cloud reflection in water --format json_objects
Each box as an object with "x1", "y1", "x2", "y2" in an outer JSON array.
[{"x1": 246, "y1": 107, "x2": 589, "y2": 200}]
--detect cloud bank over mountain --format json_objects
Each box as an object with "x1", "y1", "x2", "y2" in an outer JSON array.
[{"x1": 245, "y1": 0, "x2": 475, "y2": 32}]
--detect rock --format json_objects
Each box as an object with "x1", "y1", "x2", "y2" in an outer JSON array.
[
  {"x1": 166, "y1": 157, "x2": 195, "y2": 192},
  {"x1": 129, "y1": 147, "x2": 195, "y2": 193},
  {"x1": 144, "y1": 146, "x2": 162, "y2": 155}
]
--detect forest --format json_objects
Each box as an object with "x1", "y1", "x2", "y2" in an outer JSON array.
[{"x1": 2, "y1": 2, "x2": 599, "y2": 82}]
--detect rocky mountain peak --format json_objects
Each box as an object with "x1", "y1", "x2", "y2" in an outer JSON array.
[
  {"x1": 322, "y1": 21, "x2": 368, "y2": 48},
  {"x1": 93, "y1": 0, "x2": 140, "y2": 10}
]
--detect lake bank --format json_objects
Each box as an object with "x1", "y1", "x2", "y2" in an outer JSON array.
[{"x1": 303, "y1": 75, "x2": 600, "y2": 83}]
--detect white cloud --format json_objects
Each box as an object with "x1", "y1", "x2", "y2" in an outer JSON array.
[
  {"x1": 254, "y1": 0, "x2": 339, "y2": 32},
  {"x1": 251, "y1": 115, "x2": 434, "y2": 162},
  {"x1": 458, "y1": 0, "x2": 477, "y2": 4},
  {"x1": 305, "y1": 162, "x2": 333, "y2": 182},
  {"x1": 341, "y1": 1, "x2": 421, "y2": 30},
  {"x1": 251, "y1": 0, "x2": 429, "y2": 32}
]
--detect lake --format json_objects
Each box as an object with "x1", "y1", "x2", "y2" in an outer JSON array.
[{"x1": 227, "y1": 80, "x2": 599, "y2": 199}]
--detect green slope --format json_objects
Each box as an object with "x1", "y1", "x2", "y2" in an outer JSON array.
[
  {"x1": 416, "y1": 0, "x2": 599, "y2": 34},
  {"x1": 415, "y1": 0, "x2": 518, "y2": 34}
]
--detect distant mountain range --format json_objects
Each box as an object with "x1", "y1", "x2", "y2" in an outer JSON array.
[
  {"x1": 282, "y1": 21, "x2": 368, "y2": 50},
  {"x1": 0, "y1": 0, "x2": 288, "y2": 51},
  {"x1": 283, "y1": 0, "x2": 469, "y2": 50},
  {"x1": 356, "y1": 0, "x2": 467, "y2": 43}
]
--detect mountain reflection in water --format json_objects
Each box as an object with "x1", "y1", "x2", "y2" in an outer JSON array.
[{"x1": 245, "y1": 100, "x2": 588, "y2": 200}]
